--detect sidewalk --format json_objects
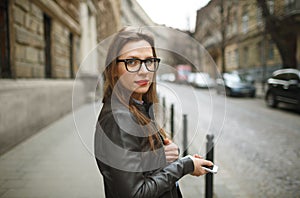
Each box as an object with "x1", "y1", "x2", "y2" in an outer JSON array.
[
  {"x1": 0, "y1": 103, "x2": 104, "y2": 197},
  {"x1": 0, "y1": 102, "x2": 241, "y2": 198}
]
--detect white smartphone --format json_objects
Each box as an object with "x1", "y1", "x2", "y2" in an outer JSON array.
[{"x1": 202, "y1": 165, "x2": 218, "y2": 174}]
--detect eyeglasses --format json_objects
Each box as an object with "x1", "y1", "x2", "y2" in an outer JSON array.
[{"x1": 117, "y1": 58, "x2": 160, "y2": 73}]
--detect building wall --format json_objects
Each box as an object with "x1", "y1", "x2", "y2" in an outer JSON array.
[
  {"x1": 225, "y1": 43, "x2": 238, "y2": 71},
  {"x1": 0, "y1": 0, "x2": 121, "y2": 155},
  {"x1": 13, "y1": 0, "x2": 45, "y2": 78},
  {"x1": 194, "y1": 0, "x2": 222, "y2": 75},
  {"x1": 11, "y1": 0, "x2": 81, "y2": 79},
  {"x1": 0, "y1": 79, "x2": 85, "y2": 155},
  {"x1": 98, "y1": 0, "x2": 121, "y2": 41},
  {"x1": 52, "y1": 22, "x2": 71, "y2": 78},
  {"x1": 121, "y1": 0, "x2": 155, "y2": 27},
  {"x1": 194, "y1": 0, "x2": 299, "y2": 79}
]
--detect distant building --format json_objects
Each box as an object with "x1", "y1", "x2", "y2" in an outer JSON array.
[
  {"x1": 194, "y1": 0, "x2": 300, "y2": 81},
  {"x1": 121, "y1": 0, "x2": 155, "y2": 26}
]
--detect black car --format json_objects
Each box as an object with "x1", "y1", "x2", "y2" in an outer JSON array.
[
  {"x1": 265, "y1": 69, "x2": 300, "y2": 108},
  {"x1": 216, "y1": 72, "x2": 256, "y2": 97}
]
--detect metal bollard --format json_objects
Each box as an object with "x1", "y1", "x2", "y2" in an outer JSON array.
[
  {"x1": 182, "y1": 114, "x2": 188, "y2": 156},
  {"x1": 162, "y1": 97, "x2": 166, "y2": 127},
  {"x1": 205, "y1": 134, "x2": 214, "y2": 198},
  {"x1": 170, "y1": 104, "x2": 174, "y2": 139}
]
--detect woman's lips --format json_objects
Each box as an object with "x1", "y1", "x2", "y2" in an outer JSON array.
[{"x1": 135, "y1": 80, "x2": 149, "y2": 86}]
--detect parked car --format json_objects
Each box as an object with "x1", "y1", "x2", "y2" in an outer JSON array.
[
  {"x1": 187, "y1": 73, "x2": 196, "y2": 84},
  {"x1": 159, "y1": 73, "x2": 176, "y2": 82},
  {"x1": 192, "y1": 72, "x2": 215, "y2": 88},
  {"x1": 265, "y1": 68, "x2": 300, "y2": 108},
  {"x1": 216, "y1": 72, "x2": 256, "y2": 97}
]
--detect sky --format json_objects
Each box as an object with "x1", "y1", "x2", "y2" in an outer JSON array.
[{"x1": 136, "y1": 0, "x2": 210, "y2": 31}]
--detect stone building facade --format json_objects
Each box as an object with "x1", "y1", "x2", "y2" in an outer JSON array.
[
  {"x1": 0, "y1": 0, "x2": 163, "y2": 155},
  {"x1": 194, "y1": 0, "x2": 300, "y2": 80},
  {"x1": 0, "y1": 0, "x2": 121, "y2": 154},
  {"x1": 8, "y1": 0, "x2": 82, "y2": 79}
]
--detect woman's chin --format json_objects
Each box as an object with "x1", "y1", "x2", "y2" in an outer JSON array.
[{"x1": 133, "y1": 86, "x2": 150, "y2": 94}]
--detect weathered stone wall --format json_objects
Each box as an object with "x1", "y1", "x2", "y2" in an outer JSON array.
[
  {"x1": 98, "y1": 0, "x2": 121, "y2": 41},
  {"x1": 13, "y1": 0, "x2": 45, "y2": 78},
  {"x1": 52, "y1": 21, "x2": 71, "y2": 78},
  {"x1": 0, "y1": 0, "x2": 84, "y2": 155},
  {"x1": 0, "y1": 79, "x2": 85, "y2": 155}
]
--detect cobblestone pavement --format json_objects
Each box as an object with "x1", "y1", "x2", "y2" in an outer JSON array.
[{"x1": 158, "y1": 82, "x2": 300, "y2": 198}]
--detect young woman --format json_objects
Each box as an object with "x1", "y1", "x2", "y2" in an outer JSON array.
[{"x1": 94, "y1": 27, "x2": 213, "y2": 198}]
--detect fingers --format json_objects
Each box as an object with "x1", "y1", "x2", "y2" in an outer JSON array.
[
  {"x1": 202, "y1": 159, "x2": 214, "y2": 167},
  {"x1": 190, "y1": 155, "x2": 214, "y2": 176},
  {"x1": 166, "y1": 155, "x2": 178, "y2": 162},
  {"x1": 163, "y1": 138, "x2": 172, "y2": 145},
  {"x1": 164, "y1": 141, "x2": 179, "y2": 163},
  {"x1": 193, "y1": 154, "x2": 204, "y2": 159},
  {"x1": 164, "y1": 142, "x2": 178, "y2": 154}
]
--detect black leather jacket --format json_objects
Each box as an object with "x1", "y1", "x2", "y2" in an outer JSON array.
[{"x1": 94, "y1": 97, "x2": 194, "y2": 198}]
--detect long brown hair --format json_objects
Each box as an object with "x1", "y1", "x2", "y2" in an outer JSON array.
[{"x1": 103, "y1": 27, "x2": 166, "y2": 149}]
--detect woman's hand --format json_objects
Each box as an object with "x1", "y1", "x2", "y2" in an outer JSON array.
[
  {"x1": 163, "y1": 139, "x2": 179, "y2": 163},
  {"x1": 190, "y1": 154, "x2": 213, "y2": 176}
]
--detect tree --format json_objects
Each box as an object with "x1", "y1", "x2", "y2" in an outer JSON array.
[
  {"x1": 220, "y1": 0, "x2": 226, "y2": 73},
  {"x1": 257, "y1": 0, "x2": 299, "y2": 69}
]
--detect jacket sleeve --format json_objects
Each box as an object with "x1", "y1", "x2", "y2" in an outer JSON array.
[{"x1": 95, "y1": 111, "x2": 194, "y2": 198}]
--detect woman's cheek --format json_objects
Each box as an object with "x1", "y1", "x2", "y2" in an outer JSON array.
[{"x1": 119, "y1": 73, "x2": 136, "y2": 91}]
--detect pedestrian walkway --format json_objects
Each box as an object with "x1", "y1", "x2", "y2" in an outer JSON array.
[
  {"x1": 0, "y1": 102, "x2": 244, "y2": 198},
  {"x1": 0, "y1": 103, "x2": 104, "y2": 198}
]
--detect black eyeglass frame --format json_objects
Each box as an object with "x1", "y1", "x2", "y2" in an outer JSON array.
[{"x1": 116, "y1": 58, "x2": 160, "y2": 73}]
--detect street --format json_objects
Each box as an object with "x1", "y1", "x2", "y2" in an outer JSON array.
[
  {"x1": 157, "y1": 82, "x2": 300, "y2": 197},
  {"x1": 0, "y1": 81, "x2": 299, "y2": 197}
]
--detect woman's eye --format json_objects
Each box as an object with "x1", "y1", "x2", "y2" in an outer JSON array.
[
  {"x1": 145, "y1": 59, "x2": 153, "y2": 65},
  {"x1": 127, "y1": 59, "x2": 138, "y2": 66}
]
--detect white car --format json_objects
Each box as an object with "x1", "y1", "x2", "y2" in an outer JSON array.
[
  {"x1": 193, "y1": 72, "x2": 215, "y2": 88},
  {"x1": 160, "y1": 73, "x2": 176, "y2": 82},
  {"x1": 187, "y1": 73, "x2": 196, "y2": 84}
]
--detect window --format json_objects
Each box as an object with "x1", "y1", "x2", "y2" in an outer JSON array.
[
  {"x1": 257, "y1": 7, "x2": 262, "y2": 25},
  {"x1": 226, "y1": 51, "x2": 231, "y2": 67},
  {"x1": 44, "y1": 14, "x2": 52, "y2": 78},
  {"x1": 0, "y1": 0, "x2": 11, "y2": 78},
  {"x1": 257, "y1": 41, "x2": 263, "y2": 63},
  {"x1": 289, "y1": 73, "x2": 299, "y2": 81},
  {"x1": 268, "y1": 40, "x2": 274, "y2": 60},
  {"x1": 243, "y1": 47, "x2": 249, "y2": 64},
  {"x1": 232, "y1": 12, "x2": 238, "y2": 33},
  {"x1": 274, "y1": 73, "x2": 288, "y2": 80},
  {"x1": 69, "y1": 33, "x2": 74, "y2": 78},
  {"x1": 234, "y1": 49, "x2": 239, "y2": 67},
  {"x1": 242, "y1": 6, "x2": 249, "y2": 33},
  {"x1": 231, "y1": 50, "x2": 235, "y2": 66}
]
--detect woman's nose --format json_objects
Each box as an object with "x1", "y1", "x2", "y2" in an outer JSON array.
[{"x1": 138, "y1": 63, "x2": 148, "y2": 74}]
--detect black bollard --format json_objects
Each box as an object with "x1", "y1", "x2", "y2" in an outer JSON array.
[
  {"x1": 162, "y1": 97, "x2": 166, "y2": 127},
  {"x1": 182, "y1": 114, "x2": 188, "y2": 156},
  {"x1": 170, "y1": 104, "x2": 174, "y2": 139},
  {"x1": 205, "y1": 134, "x2": 214, "y2": 198}
]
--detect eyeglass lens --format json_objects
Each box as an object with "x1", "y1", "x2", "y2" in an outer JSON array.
[{"x1": 125, "y1": 58, "x2": 159, "y2": 72}]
